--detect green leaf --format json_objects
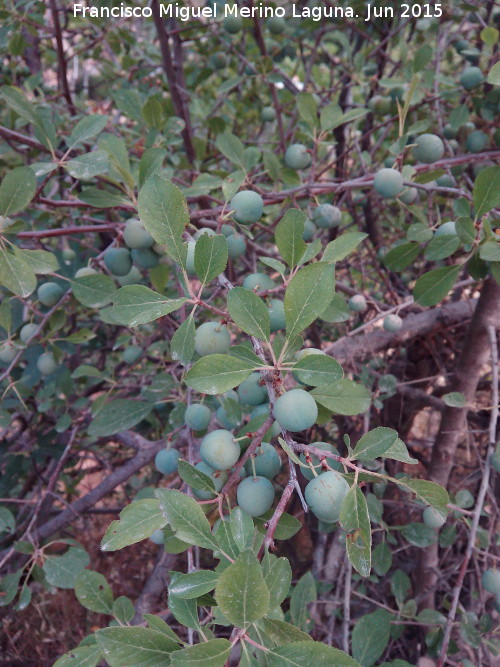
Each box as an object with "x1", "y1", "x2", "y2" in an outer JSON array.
[
  {"x1": 43, "y1": 547, "x2": 89, "y2": 589},
  {"x1": 101, "y1": 499, "x2": 166, "y2": 551},
  {"x1": 372, "y1": 542, "x2": 392, "y2": 576},
  {"x1": 74, "y1": 570, "x2": 114, "y2": 614},
  {"x1": 185, "y1": 354, "x2": 255, "y2": 394},
  {"x1": 351, "y1": 427, "x2": 398, "y2": 461},
  {"x1": 267, "y1": 641, "x2": 360, "y2": 666},
  {"x1": 177, "y1": 459, "x2": 216, "y2": 493},
  {"x1": 17, "y1": 249, "x2": 59, "y2": 275},
  {"x1": 391, "y1": 569, "x2": 411, "y2": 605},
  {"x1": 320, "y1": 293, "x2": 350, "y2": 323},
  {"x1": 352, "y1": 610, "x2": 392, "y2": 667},
  {"x1": 0, "y1": 507, "x2": 15, "y2": 534},
  {"x1": 323, "y1": 233, "x2": 368, "y2": 263},
  {"x1": 479, "y1": 240, "x2": 500, "y2": 262},
  {"x1": 400, "y1": 522, "x2": 436, "y2": 547},
  {"x1": 0, "y1": 167, "x2": 36, "y2": 216},
  {"x1": 112, "y1": 596, "x2": 135, "y2": 624},
  {"x1": 72, "y1": 274, "x2": 116, "y2": 308},
  {"x1": 156, "y1": 488, "x2": 220, "y2": 551},
  {"x1": 1, "y1": 85, "x2": 54, "y2": 150},
  {"x1": 144, "y1": 615, "x2": 183, "y2": 643},
  {"x1": 413, "y1": 265, "x2": 460, "y2": 306},
  {"x1": 230, "y1": 508, "x2": 254, "y2": 552},
  {"x1": 285, "y1": 263, "x2": 335, "y2": 339},
  {"x1": 68, "y1": 115, "x2": 108, "y2": 149},
  {"x1": 254, "y1": 511, "x2": 302, "y2": 540},
  {"x1": 215, "y1": 549, "x2": 270, "y2": 627},
  {"x1": 455, "y1": 217, "x2": 475, "y2": 245},
  {"x1": 262, "y1": 554, "x2": 292, "y2": 609},
  {"x1": 383, "y1": 243, "x2": 420, "y2": 271},
  {"x1": 168, "y1": 570, "x2": 219, "y2": 599},
  {"x1": 105, "y1": 285, "x2": 187, "y2": 327},
  {"x1": 275, "y1": 209, "x2": 307, "y2": 270},
  {"x1": 0, "y1": 247, "x2": 36, "y2": 297},
  {"x1": 292, "y1": 354, "x2": 343, "y2": 386},
  {"x1": 487, "y1": 60, "x2": 500, "y2": 85},
  {"x1": 168, "y1": 582, "x2": 201, "y2": 629},
  {"x1": 96, "y1": 627, "x2": 179, "y2": 667},
  {"x1": 170, "y1": 315, "x2": 196, "y2": 365},
  {"x1": 227, "y1": 345, "x2": 263, "y2": 368},
  {"x1": 383, "y1": 438, "x2": 418, "y2": 464},
  {"x1": 311, "y1": 379, "x2": 371, "y2": 416},
  {"x1": 65, "y1": 150, "x2": 109, "y2": 180},
  {"x1": 340, "y1": 485, "x2": 371, "y2": 577},
  {"x1": 139, "y1": 147, "x2": 167, "y2": 189},
  {"x1": 473, "y1": 166, "x2": 500, "y2": 219},
  {"x1": 424, "y1": 235, "x2": 461, "y2": 261},
  {"x1": 53, "y1": 645, "x2": 103, "y2": 667},
  {"x1": 395, "y1": 478, "x2": 449, "y2": 519},
  {"x1": 442, "y1": 391, "x2": 468, "y2": 409},
  {"x1": 138, "y1": 175, "x2": 188, "y2": 266},
  {"x1": 259, "y1": 618, "x2": 312, "y2": 645},
  {"x1": 88, "y1": 399, "x2": 152, "y2": 437},
  {"x1": 320, "y1": 103, "x2": 368, "y2": 133},
  {"x1": 194, "y1": 234, "x2": 228, "y2": 285},
  {"x1": 78, "y1": 187, "x2": 129, "y2": 208},
  {"x1": 216, "y1": 130, "x2": 245, "y2": 167},
  {"x1": 297, "y1": 92, "x2": 318, "y2": 127},
  {"x1": 290, "y1": 571, "x2": 316, "y2": 632},
  {"x1": 228, "y1": 287, "x2": 270, "y2": 342},
  {"x1": 0, "y1": 569, "x2": 23, "y2": 607},
  {"x1": 413, "y1": 44, "x2": 433, "y2": 72},
  {"x1": 171, "y1": 639, "x2": 231, "y2": 667}
]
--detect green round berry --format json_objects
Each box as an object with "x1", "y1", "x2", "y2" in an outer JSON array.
[
  {"x1": 237, "y1": 372, "x2": 268, "y2": 406},
  {"x1": 436, "y1": 174, "x2": 456, "y2": 188},
  {"x1": 302, "y1": 219, "x2": 317, "y2": 241},
  {"x1": 185, "y1": 404, "x2": 212, "y2": 431},
  {"x1": 274, "y1": 388, "x2": 318, "y2": 432},
  {"x1": 227, "y1": 233, "x2": 246, "y2": 260},
  {"x1": 223, "y1": 14, "x2": 243, "y2": 34},
  {"x1": 413, "y1": 134, "x2": 444, "y2": 164},
  {"x1": 210, "y1": 52, "x2": 227, "y2": 69},
  {"x1": 103, "y1": 247, "x2": 132, "y2": 276},
  {"x1": 455, "y1": 488, "x2": 474, "y2": 508},
  {"x1": 305, "y1": 471, "x2": 350, "y2": 522},
  {"x1": 373, "y1": 168, "x2": 404, "y2": 198},
  {"x1": 20, "y1": 323, "x2": 38, "y2": 343},
  {"x1": 237, "y1": 475, "x2": 275, "y2": 516},
  {"x1": 434, "y1": 221, "x2": 457, "y2": 237},
  {"x1": 75, "y1": 267, "x2": 97, "y2": 278},
  {"x1": 299, "y1": 442, "x2": 342, "y2": 481},
  {"x1": 200, "y1": 429, "x2": 240, "y2": 470},
  {"x1": 37, "y1": 282, "x2": 64, "y2": 307},
  {"x1": 383, "y1": 314, "x2": 403, "y2": 332},
  {"x1": 268, "y1": 299, "x2": 285, "y2": 333},
  {"x1": 123, "y1": 218, "x2": 154, "y2": 249},
  {"x1": 122, "y1": 345, "x2": 142, "y2": 364},
  {"x1": 230, "y1": 190, "x2": 264, "y2": 224},
  {"x1": 398, "y1": 187, "x2": 417, "y2": 204},
  {"x1": 62, "y1": 248, "x2": 76, "y2": 262},
  {"x1": 249, "y1": 404, "x2": 281, "y2": 437},
  {"x1": 155, "y1": 448, "x2": 181, "y2": 474},
  {"x1": 443, "y1": 124, "x2": 457, "y2": 139},
  {"x1": 193, "y1": 462, "x2": 228, "y2": 500},
  {"x1": 0, "y1": 342, "x2": 16, "y2": 363},
  {"x1": 466, "y1": 130, "x2": 488, "y2": 153},
  {"x1": 423, "y1": 506, "x2": 446, "y2": 530},
  {"x1": 194, "y1": 321, "x2": 231, "y2": 356},
  {"x1": 482, "y1": 569, "x2": 500, "y2": 595},
  {"x1": 267, "y1": 16, "x2": 285, "y2": 34},
  {"x1": 242, "y1": 272, "x2": 275, "y2": 291},
  {"x1": 261, "y1": 106, "x2": 276, "y2": 122},
  {"x1": 131, "y1": 248, "x2": 159, "y2": 269},
  {"x1": 149, "y1": 529, "x2": 164, "y2": 545},
  {"x1": 285, "y1": 143, "x2": 311, "y2": 170},
  {"x1": 216, "y1": 404, "x2": 241, "y2": 430},
  {"x1": 312, "y1": 204, "x2": 341, "y2": 229},
  {"x1": 368, "y1": 95, "x2": 391, "y2": 116},
  {"x1": 221, "y1": 224, "x2": 235, "y2": 237},
  {"x1": 244, "y1": 442, "x2": 281, "y2": 479},
  {"x1": 117, "y1": 265, "x2": 143, "y2": 286},
  {"x1": 37, "y1": 352, "x2": 57, "y2": 376},
  {"x1": 348, "y1": 294, "x2": 367, "y2": 312},
  {"x1": 460, "y1": 66, "x2": 484, "y2": 90}
]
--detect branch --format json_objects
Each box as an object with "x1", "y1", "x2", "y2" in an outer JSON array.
[{"x1": 48, "y1": 0, "x2": 76, "y2": 115}]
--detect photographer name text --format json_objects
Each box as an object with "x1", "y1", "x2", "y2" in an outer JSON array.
[{"x1": 73, "y1": 2, "x2": 443, "y2": 23}]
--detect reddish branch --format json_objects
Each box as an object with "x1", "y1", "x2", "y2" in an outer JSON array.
[{"x1": 48, "y1": 0, "x2": 76, "y2": 115}]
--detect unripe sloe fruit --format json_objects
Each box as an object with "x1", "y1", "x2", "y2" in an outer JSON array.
[
  {"x1": 242, "y1": 272, "x2": 275, "y2": 291},
  {"x1": 460, "y1": 66, "x2": 484, "y2": 90},
  {"x1": 348, "y1": 294, "x2": 367, "y2": 312},
  {"x1": 249, "y1": 404, "x2": 281, "y2": 437},
  {"x1": 383, "y1": 314, "x2": 403, "y2": 332},
  {"x1": 193, "y1": 462, "x2": 228, "y2": 500},
  {"x1": 221, "y1": 224, "x2": 235, "y2": 237},
  {"x1": 267, "y1": 16, "x2": 285, "y2": 34},
  {"x1": 62, "y1": 248, "x2": 76, "y2": 262},
  {"x1": 237, "y1": 372, "x2": 268, "y2": 406},
  {"x1": 305, "y1": 470, "x2": 350, "y2": 522},
  {"x1": 20, "y1": 323, "x2": 38, "y2": 343},
  {"x1": 300, "y1": 442, "x2": 342, "y2": 481},
  {"x1": 103, "y1": 247, "x2": 132, "y2": 276},
  {"x1": 373, "y1": 168, "x2": 404, "y2": 198},
  {"x1": 268, "y1": 299, "x2": 285, "y2": 332},
  {"x1": 443, "y1": 124, "x2": 457, "y2": 140},
  {"x1": 436, "y1": 174, "x2": 456, "y2": 188},
  {"x1": 313, "y1": 204, "x2": 341, "y2": 229},
  {"x1": 216, "y1": 404, "x2": 241, "y2": 430},
  {"x1": 455, "y1": 488, "x2": 474, "y2": 508},
  {"x1": 200, "y1": 429, "x2": 240, "y2": 470},
  {"x1": 227, "y1": 233, "x2": 246, "y2": 260},
  {"x1": 0, "y1": 342, "x2": 16, "y2": 363},
  {"x1": 274, "y1": 388, "x2": 318, "y2": 432},
  {"x1": 185, "y1": 403, "x2": 211, "y2": 431},
  {"x1": 261, "y1": 106, "x2": 276, "y2": 122},
  {"x1": 155, "y1": 448, "x2": 180, "y2": 474},
  {"x1": 398, "y1": 187, "x2": 417, "y2": 204},
  {"x1": 194, "y1": 321, "x2": 231, "y2": 356},
  {"x1": 117, "y1": 265, "x2": 143, "y2": 286},
  {"x1": 223, "y1": 15, "x2": 243, "y2": 34},
  {"x1": 434, "y1": 221, "x2": 457, "y2": 237},
  {"x1": 131, "y1": 248, "x2": 159, "y2": 269},
  {"x1": 122, "y1": 345, "x2": 142, "y2": 364},
  {"x1": 423, "y1": 506, "x2": 446, "y2": 530},
  {"x1": 230, "y1": 190, "x2": 264, "y2": 224},
  {"x1": 37, "y1": 352, "x2": 57, "y2": 376},
  {"x1": 466, "y1": 130, "x2": 488, "y2": 153},
  {"x1": 412, "y1": 134, "x2": 444, "y2": 164},
  {"x1": 75, "y1": 267, "x2": 97, "y2": 278},
  {"x1": 210, "y1": 52, "x2": 226, "y2": 69},
  {"x1": 302, "y1": 219, "x2": 316, "y2": 241},
  {"x1": 285, "y1": 143, "x2": 311, "y2": 170},
  {"x1": 237, "y1": 475, "x2": 275, "y2": 516},
  {"x1": 368, "y1": 95, "x2": 391, "y2": 116},
  {"x1": 149, "y1": 529, "x2": 164, "y2": 545},
  {"x1": 123, "y1": 218, "x2": 154, "y2": 249},
  {"x1": 37, "y1": 282, "x2": 64, "y2": 307},
  {"x1": 482, "y1": 569, "x2": 500, "y2": 595},
  {"x1": 244, "y1": 442, "x2": 281, "y2": 479}
]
